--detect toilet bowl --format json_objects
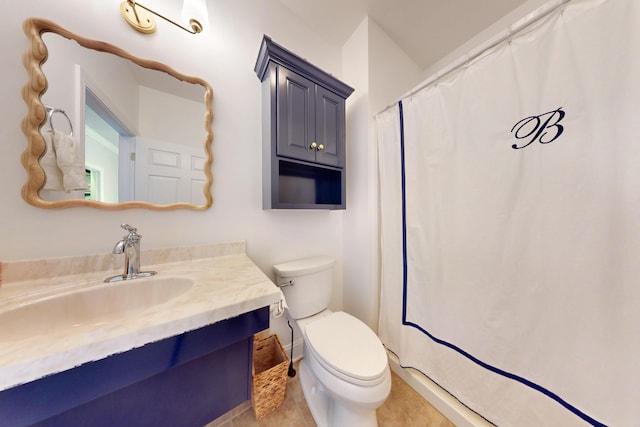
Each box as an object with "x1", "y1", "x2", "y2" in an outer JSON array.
[
  {"x1": 274, "y1": 255, "x2": 390, "y2": 427},
  {"x1": 295, "y1": 310, "x2": 391, "y2": 426},
  {"x1": 298, "y1": 310, "x2": 391, "y2": 426}
]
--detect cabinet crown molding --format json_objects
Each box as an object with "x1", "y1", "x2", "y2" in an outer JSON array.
[{"x1": 254, "y1": 35, "x2": 354, "y2": 99}]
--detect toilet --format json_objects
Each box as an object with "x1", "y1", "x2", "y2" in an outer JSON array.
[{"x1": 274, "y1": 256, "x2": 391, "y2": 427}]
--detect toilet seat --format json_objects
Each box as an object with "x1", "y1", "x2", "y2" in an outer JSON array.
[{"x1": 305, "y1": 311, "x2": 388, "y2": 385}]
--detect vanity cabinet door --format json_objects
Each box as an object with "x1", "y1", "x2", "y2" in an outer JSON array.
[
  {"x1": 277, "y1": 67, "x2": 317, "y2": 163},
  {"x1": 315, "y1": 85, "x2": 345, "y2": 167}
]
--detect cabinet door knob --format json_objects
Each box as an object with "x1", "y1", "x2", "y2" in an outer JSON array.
[
  {"x1": 318, "y1": 144, "x2": 325, "y2": 151},
  {"x1": 310, "y1": 142, "x2": 318, "y2": 150}
]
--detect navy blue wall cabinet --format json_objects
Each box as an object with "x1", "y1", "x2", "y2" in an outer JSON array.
[
  {"x1": 255, "y1": 35, "x2": 354, "y2": 210},
  {"x1": 0, "y1": 307, "x2": 269, "y2": 427}
]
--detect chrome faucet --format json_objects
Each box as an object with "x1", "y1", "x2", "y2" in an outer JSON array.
[{"x1": 105, "y1": 224, "x2": 157, "y2": 282}]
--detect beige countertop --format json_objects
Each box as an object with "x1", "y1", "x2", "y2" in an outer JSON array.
[{"x1": 0, "y1": 242, "x2": 282, "y2": 392}]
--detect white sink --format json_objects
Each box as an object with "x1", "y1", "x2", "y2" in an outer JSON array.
[{"x1": 0, "y1": 276, "x2": 193, "y2": 342}]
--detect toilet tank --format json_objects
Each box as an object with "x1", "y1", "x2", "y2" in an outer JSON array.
[{"x1": 273, "y1": 256, "x2": 335, "y2": 319}]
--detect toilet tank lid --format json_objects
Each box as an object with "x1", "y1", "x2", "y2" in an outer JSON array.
[{"x1": 273, "y1": 256, "x2": 335, "y2": 278}]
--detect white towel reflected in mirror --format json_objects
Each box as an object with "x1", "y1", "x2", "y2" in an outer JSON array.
[{"x1": 40, "y1": 129, "x2": 88, "y2": 193}]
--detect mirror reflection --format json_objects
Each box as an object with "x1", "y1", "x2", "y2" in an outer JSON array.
[{"x1": 22, "y1": 18, "x2": 213, "y2": 210}]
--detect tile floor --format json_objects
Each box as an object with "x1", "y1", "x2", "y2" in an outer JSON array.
[{"x1": 206, "y1": 363, "x2": 455, "y2": 427}]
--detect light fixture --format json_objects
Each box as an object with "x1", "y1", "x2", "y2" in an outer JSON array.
[{"x1": 120, "y1": 0, "x2": 208, "y2": 35}]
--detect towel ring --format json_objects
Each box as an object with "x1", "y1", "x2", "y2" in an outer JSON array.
[{"x1": 44, "y1": 105, "x2": 73, "y2": 136}]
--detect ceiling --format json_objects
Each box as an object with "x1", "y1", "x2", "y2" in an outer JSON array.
[{"x1": 277, "y1": 0, "x2": 530, "y2": 70}]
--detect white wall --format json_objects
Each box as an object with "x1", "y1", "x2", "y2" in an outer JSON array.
[
  {"x1": 0, "y1": 0, "x2": 349, "y2": 352},
  {"x1": 423, "y1": 0, "x2": 551, "y2": 82},
  {"x1": 368, "y1": 19, "x2": 424, "y2": 115},
  {"x1": 85, "y1": 128, "x2": 119, "y2": 203},
  {"x1": 342, "y1": 17, "x2": 423, "y2": 331},
  {"x1": 42, "y1": 30, "x2": 141, "y2": 134},
  {"x1": 341, "y1": 19, "x2": 372, "y2": 329},
  {"x1": 138, "y1": 86, "x2": 204, "y2": 148}
]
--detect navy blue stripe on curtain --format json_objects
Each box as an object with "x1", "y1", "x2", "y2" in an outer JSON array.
[{"x1": 396, "y1": 100, "x2": 605, "y2": 427}]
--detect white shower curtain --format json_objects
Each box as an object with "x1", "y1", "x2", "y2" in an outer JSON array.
[{"x1": 377, "y1": 0, "x2": 640, "y2": 425}]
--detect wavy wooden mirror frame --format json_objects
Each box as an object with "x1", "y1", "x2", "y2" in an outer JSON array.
[{"x1": 21, "y1": 18, "x2": 214, "y2": 210}]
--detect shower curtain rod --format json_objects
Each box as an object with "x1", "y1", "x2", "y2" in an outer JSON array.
[{"x1": 375, "y1": 0, "x2": 571, "y2": 116}]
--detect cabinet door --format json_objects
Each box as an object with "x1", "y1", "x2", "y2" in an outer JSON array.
[
  {"x1": 315, "y1": 86, "x2": 345, "y2": 167},
  {"x1": 277, "y1": 67, "x2": 316, "y2": 163}
]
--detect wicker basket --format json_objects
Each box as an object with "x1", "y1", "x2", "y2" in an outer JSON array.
[{"x1": 251, "y1": 334, "x2": 289, "y2": 420}]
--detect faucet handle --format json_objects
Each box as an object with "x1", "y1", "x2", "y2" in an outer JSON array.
[
  {"x1": 120, "y1": 223, "x2": 141, "y2": 242},
  {"x1": 121, "y1": 223, "x2": 137, "y2": 234}
]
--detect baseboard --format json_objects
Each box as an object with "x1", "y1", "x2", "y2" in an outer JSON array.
[
  {"x1": 387, "y1": 351, "x2": 491, "y2": 427},
  {"x1": 284, "y1": 337, "x2": 305, "y2": 363}
]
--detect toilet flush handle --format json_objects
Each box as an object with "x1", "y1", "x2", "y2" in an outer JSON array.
[{"x1": 278, "y1": 279, "x2": 295, "y2": 287}]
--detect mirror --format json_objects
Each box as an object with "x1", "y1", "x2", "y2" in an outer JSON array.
[{"x1": 21, "y1": 18, "x2": 213, "y2": 210}]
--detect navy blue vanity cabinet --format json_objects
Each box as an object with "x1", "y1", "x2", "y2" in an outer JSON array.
[
  {"x1": 255, "y1": 35, "x2": 354, "y2": 210},
  {"x1": 0, "y1": 307, "x2": 269, "y2": 427}
]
